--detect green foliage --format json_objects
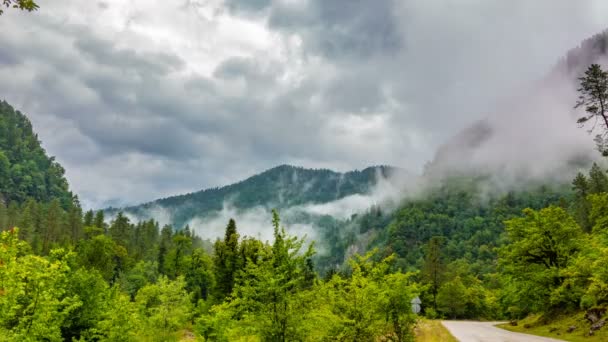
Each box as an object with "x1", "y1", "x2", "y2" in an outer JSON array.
[
  {"x1": 0, "y1": 229, "x2": 80, "y2": 341},
  {"x1": 108, "y1": 165, "x2": 397, "y2": 229},
  {"x1": 499, "y1": 206, "x2": 583, "y2": 315},
  {"x1": 213, "y1": 218, "x2": 241, "y2": 298},
  {"x1": 421, "y1": 236, "x2": 446, "y2": 311},
  {"x1": 0, "y1": 0, "x2": 38, "y2": 15},
  {"x1": 437, "y1": 277, "x2": 467, "y2": 319},
  {"x1": 317, "y1": 252, "x2": 417, "y2": 341},
  {"x1": 135, "y1": 276, "x2": 193, "y2": 342},
  {"x1": 0, "y1": 101, "x2": 73, "y2": 207},
  {"x1": 91, "y1": 288, "x2": 141, "y2": 342}
]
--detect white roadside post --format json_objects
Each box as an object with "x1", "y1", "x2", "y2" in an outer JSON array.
[{"x1": 411, "y1": 296, "x2": 421, "y2": 315}]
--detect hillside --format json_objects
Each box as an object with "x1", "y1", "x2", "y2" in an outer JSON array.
[
  {"x1": 425, "y1": 31, "x2": 608, "y2": 184},
  {"x1": 106, "y1": 164, "x2": 406, "y2": 229},
  {"x1": 0, "y1": 100, "x2": 74, "y2": 208}
]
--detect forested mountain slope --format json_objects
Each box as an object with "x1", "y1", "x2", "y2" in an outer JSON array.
[
  {"x1": 107, "y1": 164, "x2": 405, "y2": 229},
  {"x1": 426, "y1": 31, "x2": 608, "y2": 183},
  {"x1": 0, "y1": 100, "x2": 74, "y2": 208}
]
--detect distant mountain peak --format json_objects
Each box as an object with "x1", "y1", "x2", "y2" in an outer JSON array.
[{"x1": 106, "y1": 164, "x2": 404, "y2": 229}]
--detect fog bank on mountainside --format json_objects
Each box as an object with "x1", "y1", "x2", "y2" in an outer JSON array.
[{"x1": 426, "y1": 31, "x2": 608, "y2": 187}]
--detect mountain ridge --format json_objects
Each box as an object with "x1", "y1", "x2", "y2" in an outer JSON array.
[{"x1": 105, "y1": 164, "x2": 407, "y2": 229}]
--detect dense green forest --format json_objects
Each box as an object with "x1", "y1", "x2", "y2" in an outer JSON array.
[{"x1": 0, "y1": 101, "x2": 74, "y2": 208}]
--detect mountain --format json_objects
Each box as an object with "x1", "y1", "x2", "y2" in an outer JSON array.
[
  {"x1": 0, "y1": 100, "x2": 74, "y2": 208},
  {"x1": 106, "y1": 164, "x2": 406, "y2": 229},
  {"x1": 425, "y1": 30, "x2": 608, "y2": 185}
]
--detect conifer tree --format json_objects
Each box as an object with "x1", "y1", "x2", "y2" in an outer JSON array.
[
  {"x1": 572, "y1": 172, "x2": 592, "y2": 232},
  {"x1": 421, "y1": 236, "x2": 446, "y2": 311},
  {"x1": 214, "y1": 218, "x2": 240, "y2": 298}
]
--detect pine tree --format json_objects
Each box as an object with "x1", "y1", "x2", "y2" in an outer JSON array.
[
  {"x1": 421, "y1": 236, "x2": 446, "y2": 311},
  {"x1": 213, "y1": 219, "x2": 240, "y2": 298},
  {"x1": 572, "y1": 172, "x2": 592, "y2": 232},
  {"x1": 588, "y1": 163, "x2": 608, "y2": 194},
  {"x1": 158, "y1": 225, "x2": 173, "y2": 275},
  {"x1": 109, "y1": 212, "x2": 131, "y2": 248},
  {"x1": 83, "y1": 210, "x2": 94, "y2": 227},
  {"x1": 93, "y1": 210, "x2": 106, "y2": 233}
]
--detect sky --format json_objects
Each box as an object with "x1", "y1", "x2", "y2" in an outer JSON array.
[{"x1": 1, "y1": 0, "x2": 607, "y2": 209}]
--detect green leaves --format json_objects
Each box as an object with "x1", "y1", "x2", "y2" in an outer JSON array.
[
  {"x1": 499, "y1": 206, "x2": 583, "y2": 314},
  {"x1": 135, "y1": 276, "x2": 193, "y2": 342},
  {"x1": 1, "y1": 0, "x2": 39, "y2": 15},
  {"x1": 576, "y1": 64, "x2": 608, "y2": 156},
  {"x1": 0, "y1": 230, "x2": 81, "y2": 341},
  {"x1": 0, "y1": 101, "x2": 73, "y2": 208}
]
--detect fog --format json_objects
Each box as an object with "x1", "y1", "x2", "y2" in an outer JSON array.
[{"x1": 425, "y1": 33, "x2": 608, "y2": 190}]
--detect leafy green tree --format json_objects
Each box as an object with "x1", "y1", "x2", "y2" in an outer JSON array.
[
  {"x1": 92, "y1": 288, "x2": 141, "y2": 342},
  {"x1": 0, "y1": 0, "x2": 38, "y2": 15},
  {"x1": 499, "y1": 206, "x2": 582, "y2": 314},
  {"x1": 376, "y1": 270, "x2": 418, "y2": 341},
  {"x1": 185, "y1": 249, "x2": 215, "y2": 303},
  {"x1": 437, "y1": 276, "x2": 467, "y2": 319},
  {"x1": 77, "y1": 234, "x2": 128, "y2": 284},
  {"x1": 136, "y1": 276, "x2": 193, "y2": 342},
  {"x1": 0, "y1": 229, "x2": 80, "y2": 341},
  {"x1": 576, "y1": 64, "x2": 608, "y2": 156},
  {"x1": 61, "y1": 267, "x2": 109, "y2": 340},
  {"x1": 119, "y1": 260, "x2": 159, "y2": 300},
  {"x1": 320, "y1": 252, "x2": 417, "y2": 341}
]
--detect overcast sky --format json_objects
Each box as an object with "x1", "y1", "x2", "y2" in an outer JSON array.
[{"x1": 1, "y1": 0, "x2": 607, "y2": 209}]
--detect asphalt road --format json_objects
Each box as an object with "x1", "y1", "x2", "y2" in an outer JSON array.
[{"x1": 441, "y1": 321, "x2": 564, "y2": 342}]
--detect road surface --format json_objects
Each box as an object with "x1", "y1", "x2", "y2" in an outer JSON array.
[{"x1": 441, "y1": 321, "x2": 564, "y2": 342}]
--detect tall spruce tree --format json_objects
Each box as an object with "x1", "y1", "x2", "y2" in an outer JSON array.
[
  {"x1": 421, "y1": 236, "x2": 446, "y2": 311},
  {"x1": 213, "y1": 218, "x2": 240, "y2": 298}
]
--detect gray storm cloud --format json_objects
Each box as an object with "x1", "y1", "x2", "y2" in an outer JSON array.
[{"x1": 0, "y1": 0, "x2": 606, "y2": 208}]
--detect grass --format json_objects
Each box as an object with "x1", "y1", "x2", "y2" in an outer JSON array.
[
  {"x1": 415, "y1": 319, "x2": 458, "y2": 342},
  {"x1": 497, "y1": 312, "x2": 608, "y2": 342}
]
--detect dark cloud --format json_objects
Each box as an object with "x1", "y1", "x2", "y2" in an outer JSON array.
[
  {"x1": 0, "y1": 0, "x2": 606, "y2": 209},
  {"x1": 224, "y1": 0, "x2": 272, "y2": 14},
  {"x1": 74, "y1": 36, "x2": 185, "y2": 75},
  {"x1": 269, "y1": 0, "x2": 403, "y2": 59}
]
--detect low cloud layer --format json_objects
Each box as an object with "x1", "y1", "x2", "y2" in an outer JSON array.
[{"x1": 1, "y1": 1, "x2": 607, "y2": 208}]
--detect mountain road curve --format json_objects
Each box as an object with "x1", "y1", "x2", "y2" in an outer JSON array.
[{"x1": 441, "y1": 321, "x2": 565, "y2": 342}]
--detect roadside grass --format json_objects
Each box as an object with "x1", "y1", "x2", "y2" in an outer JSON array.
[
  {"x1": 497, "y1": 312, "x2": 608, "y2": 342},
  {"x1": 415, "y1": 319, "x2": 458, "y2": 342}
]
